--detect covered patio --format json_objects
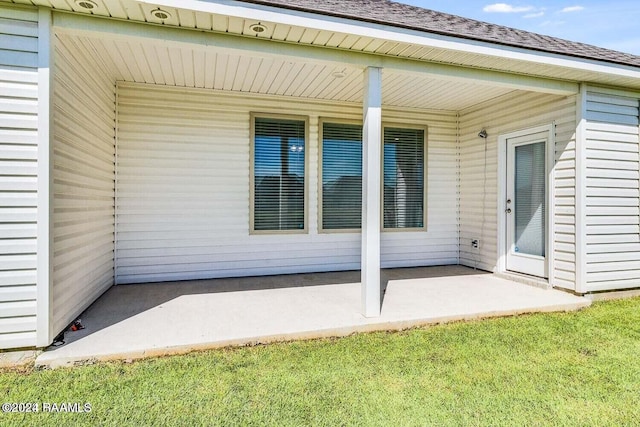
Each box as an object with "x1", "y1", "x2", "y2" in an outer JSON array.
[
  {"x1": 30, "y1": 1, "x2": 589, "y2": 355},
  {"x1": 36, "y1": 266, "x2": 589, "y2": 368},
  {"x1": 1, "y1": 0, "x2": 639, "y2": 357}
]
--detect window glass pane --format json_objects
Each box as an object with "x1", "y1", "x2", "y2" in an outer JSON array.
[
  {"x1": 322, "y1": 123, "x2": 363, "y2": 230},
  {"x1": 383, "y1": 127, "x2": 425, "y2": 229},
  {"x1": 514, "y1": 142, "x2": 545, "y2": 257},
  {"x1": 254, "y1": 117, "x2": 305, "y2": 231}
]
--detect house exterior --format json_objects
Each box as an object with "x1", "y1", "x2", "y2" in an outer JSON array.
[{"x1": 0, "y1": 0, "x2": 639, "y2": 350}]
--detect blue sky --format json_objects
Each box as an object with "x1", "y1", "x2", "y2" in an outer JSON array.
[{"x1": 400, "y1": 1, "x2": 640, "y2": 55}]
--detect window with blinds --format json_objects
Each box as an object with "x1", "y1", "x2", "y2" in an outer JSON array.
[
  {"x1": 320, "y1": 122, "x2": 363, "y2": 230},
  {"x1": 383, "y1": 127, "x2": 426, "y2": 230},
  {"x1": 252, "y1": 116, "x2": 306, "y2": 232}
]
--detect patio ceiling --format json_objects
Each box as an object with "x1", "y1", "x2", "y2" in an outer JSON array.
[
  {"x1": 56, "y1": 32, "x2": 520, "y2": 111},
  {"x1": 7, "y1": 0, "x2": 640, "y2": 90}
]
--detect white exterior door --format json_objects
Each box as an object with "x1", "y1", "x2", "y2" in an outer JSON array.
[{"x1": 505, "y1": 131, "x2": 548, "y2": 278}]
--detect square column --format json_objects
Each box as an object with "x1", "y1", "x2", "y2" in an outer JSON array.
[{"x1": 361, "y1": 67, "x2": 382, "y2": 317}]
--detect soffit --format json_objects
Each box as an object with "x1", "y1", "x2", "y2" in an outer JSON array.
[
  {"x1": 6, "y1": 0, "x2": 639, "y2": 90},
  {"x1": 57, "y1": 32, "x2": 519, "y2": 111}
]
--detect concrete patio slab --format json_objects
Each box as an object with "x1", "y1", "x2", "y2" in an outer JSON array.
[{"x1": 36, "y1": 266, "x2": 590, "y2": 368}]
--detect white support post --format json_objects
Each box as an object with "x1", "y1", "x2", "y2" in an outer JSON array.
[{"x1": 362, "y1": 67, "x2": 382, "y2": 317}]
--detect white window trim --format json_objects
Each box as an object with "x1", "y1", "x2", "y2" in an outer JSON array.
[{"x1": 249, "y1": 112, "x2": 310, "y2": 235}]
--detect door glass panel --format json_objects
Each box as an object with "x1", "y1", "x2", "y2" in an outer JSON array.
[{"x1": 514, "y1": 142, "x2": 545, "y2": 257}]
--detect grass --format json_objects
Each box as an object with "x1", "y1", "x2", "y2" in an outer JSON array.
[{"x1": 1, "y1": 297, "x2": 639, "y2": 426}]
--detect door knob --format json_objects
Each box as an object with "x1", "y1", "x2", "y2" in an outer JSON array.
[
  {"x1": 506, "y1": 208, "x2": 512, "y2": 214},
  {"x1": 506, "y1": 199, "x2": 512, "y2": 204}
]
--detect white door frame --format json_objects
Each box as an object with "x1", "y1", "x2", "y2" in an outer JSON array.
[{"x1": 497, "y1": 124, "x2": 555, "y2": 281}]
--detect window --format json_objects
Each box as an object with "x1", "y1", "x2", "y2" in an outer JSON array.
[
  {"x1": 252, "y1": 115, "x2": 307, "y2": 232},
  {"x1": 320, "y1": 121, "x2": 363, "y2": 231},
  {"x1": 383, "y1": 126, "x2": 426, "y2": 230},
  {"x1": 319, "y1": 121, "x2": 427, "y2": 232}
]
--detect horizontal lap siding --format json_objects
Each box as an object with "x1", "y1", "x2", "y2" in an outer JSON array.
[
  {"x1": 0, "y1": 5, "x2": 38, "y2": 348},
  {"x1": 459, "y1": 92, "x2": 577, "y2": 289},
  {"x1": 585, "y1": 91, "x2": 640, "y2": 292},
  {"x1": 116, "y1": 84, "x2": 458, "y2": 284},
  {"x1": 553, "y1": 108, "x2": 578, "y2": 289},
  {"x1": 51, "y1": 35, "x2": 116, "y2": 334}
]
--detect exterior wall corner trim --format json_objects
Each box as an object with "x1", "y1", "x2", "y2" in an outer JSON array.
[{"x1": 36, "y1": 6, "x2": 54, "y2": 348}]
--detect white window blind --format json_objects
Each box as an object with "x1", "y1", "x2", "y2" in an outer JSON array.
[
  {"x1": 321, "y1": 122, "x2": 363, "y2": 230},
  {"x1": 253, "y1": 117, "x2": 306, "y2": 231},
  {"x1": 514, "y1": 141, "x2": 546, "y2": 257},
  {"x1": 383, "y1": 127, "x2": 425, "y2": 229}
]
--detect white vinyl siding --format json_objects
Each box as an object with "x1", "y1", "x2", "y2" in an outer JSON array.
[
  {"x1": 459, "y1": 92, "x2": 577, "y2": 289},
  {"x1": 584, "y1": 90, "x2": 640, "y2": 292},
  {"x1": 0, "y1": 5, "x2": 39, "y2": 349},
  {"x1": 51, "y1": 33, "x2": 116, "y2": 335},
  {"x1": 115, "y1": 83, "x2": 458, "y2": 284}
]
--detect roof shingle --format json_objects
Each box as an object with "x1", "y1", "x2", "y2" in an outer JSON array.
[{"x1": 237, "y1": 0, "x2": 640, "y2": 68}]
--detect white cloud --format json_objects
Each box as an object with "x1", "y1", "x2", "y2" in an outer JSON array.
[
  {"x1": 560, "y1": 6, "x2": 584, "y2": 13},
  {"x1": 483, "y1": 3, "x2": 535, "y2": 13},
  {"x1": 524, "y1": 11, "x2": 545, "y2": 18}
]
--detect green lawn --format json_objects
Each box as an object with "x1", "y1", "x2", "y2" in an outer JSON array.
[{"x1": 1, "y1": 297, "x2": 639, "y2": 426}]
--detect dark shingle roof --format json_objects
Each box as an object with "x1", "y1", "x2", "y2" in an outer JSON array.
[{"x1": 237, "y1": 0, "x2": 640, "y2": 68}]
